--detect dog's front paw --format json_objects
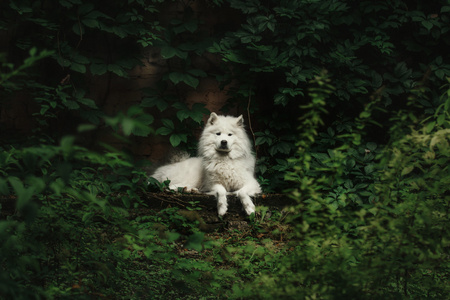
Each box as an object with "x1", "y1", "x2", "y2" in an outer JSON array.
[
  {"x1": 243, "y1": 202, "x2": 255, "y2": 216},
  {"x1": 217, "y1": 203, "x2": 228, "y2": 217},
  {"x1": 183, "y1": 187, "x2": 200, "y2": 194}
]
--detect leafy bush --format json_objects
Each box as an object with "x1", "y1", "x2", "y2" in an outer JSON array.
[
  {"x1": 209, "y1": 0, "x2": 450, "y2": 192},
  {"x1": 0, "y1": 46, "x2": 216, "y2": 298},
  {"x1": 230, "y1": 74, "x2": 450, "y2": 299}
]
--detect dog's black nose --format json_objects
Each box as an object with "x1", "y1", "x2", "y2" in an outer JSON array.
[{"x1": 221, "y1": 140, "x2": 227, "y2": 146}]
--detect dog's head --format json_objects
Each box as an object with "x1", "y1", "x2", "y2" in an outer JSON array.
[{"x1": 206, "y1": 112, "x2": 244, "y2": 154}]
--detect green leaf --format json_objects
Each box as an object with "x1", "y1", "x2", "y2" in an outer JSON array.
[
  {"x1": 425, "y1": 121, "x2": 435, "y2": 133},
  {"x1": 182, "y1": 74, "x2": 199, "y2": 88},
  {"x1": 0, "y1": 178, "x2": 9, "y2": 195},
  {"x1": 160, "y1": 46, "x2": 177, "y2": 59},
  {"x1": 40, "y1": 105, "x2": 49, "y2": 115},
  {"x1": 177, "y1": 110, "x2": 190, "y2": 122},
  {"x1": 165, "y1": 232, "x2": 180, "y2": 243},
  {"x1": 441, "y1": 6, "x2": 450, "y2": 13},
  {"x1": 72, "y1": 54, "x2": 90, "y2": 65},
  {"x1": 64, "y1": 100, "x2": 80, "y2": 110},
  {"x1": 141, "y1": 97, "x2": 169, "y2": 111},
  {"x1": 85, "y1": 10, "x2": 113, "y2": 21},
  {"x1": 190, "y1": 103, "x2": 209, "y2": 123},
  {"x1": 255, "y1": 136, "x2": 268, "y2": 146},
  {"x1": 70, "y1": 62, "x2": 86, "y2": 73},
  {"x1": 346, "y1": 159, "x2": 356, "y2": 168},
  {"x1": 327, "y1": 127, "x2": 335, "y2": 137},
  {"x1": 127, "y1": 106, "x2": 143, "y2": 117},
  {"x1": 311, "y1": 153, "x2": 330, "y2": 163},
  {"x1": 156, "y1": 127, "x2": 173, "y2": 136},
  {"x1": 184, "y1": 20, "x2": 198, "y2": 33},
  {"x1": 122, "y1": 118, "x2": 134, "y2": 136},
  {"x1": 72, "y1": 23, "x2": 85, "y2": 36},
  {"x1": 270, "y1": 142, "x2": 292, "y2": 155},
  {"x1": 82, "y1": 211, "x2": 94, "y2": 223},
  {"x1": 9, "y1": 1, "x2": 33, "y2": 14},
  {"x1": 111, "y1": 26, "x2": 128, "y2": 38},
  {"x1": 161, "y1": 119, "x2": 174, "y2": 130},
  {"x1": 78, "y1": 3, "x2": 94, "y2": 15},
  {"x1": 9, "y1": 177, "x2": 34, "y2": 211},
  {"x1": 132, "y1": 125, "x2": 152, "y2": 137},
  {"x1": 82, "y1": 18, "x2": 99, "y2": 28},
  {"x1": 171, "y1": 102, "x2": 188, "y2": 110},
  {"x1": 274, "y1": 94, "x2": 288, "y2": 106},
  {"x1": 230, "y1": 0, "x2": 259, "y2": 13},
  {"x1": 168, "y1": 72, "x2": 199, "y2": 88},
  {"x1": 185, "y1": 232, "x2": 205, "y2": 251},
  {"x1": 436, "y1": 69, "x2": 445, "y2": 80},
  {"x1": 401, "y1": 165, "x2": 414, "y2": 176},
  {"x1": 57, "y1": 57, "x2": 71, "y2": 67},
  {"x1": 168, "y1": 72, "x2": 183, "y2": 85},
  {"x1": 90, "y1": 64, "x2": 108, "y2": 75},
  {"x1": 169, "y1": 134, "x2": 182, "y2": 147},
  {"x1": 60, "y1": 136, "x2": 75, "y2": 154},
  {"x1": 366, "y1": 142, "x2": 377, "y2": 152},
  {"x1": 359, "y1": 111, "x2": 371, "y2": 119},
  {"x1": 77, "y1": 98, "x2": 98, "y2": 108},
  {"x1": 364, "y1": 164, "x2": 375, "y2": 174},
  {"x1": 437, "y1": 114, "x2": 445, "y2": 126},
  {"x1": 421, "y1": 20, "x2": 433, "y2": 31},
  {"x1": 77, "y1": 124, "x2": 97, "y2": 132},
  {"x1": 59, "y1": 0, "x2": 74, "y2": 8},
  {"x1": 136, "y1": 114, "x2": 154, "y2": 125},
  {"x1": 108, "y1": 64, "x2": 127, "y2": 77}
]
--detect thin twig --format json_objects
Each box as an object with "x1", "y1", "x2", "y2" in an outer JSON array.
[
  {"x1": 75, "y1": 15, "x2": 83, "y2": 50},
  {"x1": 148, "y1": 192, "x2": 209, "y2": 209},
  {"x1": 151, "y1": 193, "x2": 188, "y2": 208},
  {"x1": 247, "y1": 87, "x2": 257, "y2": 154},
  {"x1": 57, "y1": 30, "x2": 63, "y2": 70}
]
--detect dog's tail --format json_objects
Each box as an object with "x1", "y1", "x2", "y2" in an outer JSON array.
[
  {"x1": 144, "y1": 149, "x2": 191, "y2": 180},
  {"x1": 166, "y1": 149, "x2": 191, "y2": 164}
]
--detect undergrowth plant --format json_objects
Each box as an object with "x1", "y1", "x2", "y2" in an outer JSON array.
[
  {"x1": 230, "y1": 74, "x2": 450, "y2": 299},
  {"x1": 0, "y1": 47, "x2": 219, "y2": 299}
]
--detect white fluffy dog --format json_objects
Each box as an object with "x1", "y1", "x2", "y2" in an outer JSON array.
[{"x1": 151, "y1": 113, "x2": 261, "y2": 216}]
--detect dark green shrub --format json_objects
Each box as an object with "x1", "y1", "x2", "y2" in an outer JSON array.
[
  {"x1": 231, "y1": 75, "x2": 450, "y2": 299},
  {"x1": 0, "y1": 46, "x2": 218, "y2": 298},
  {"x1": 209, "y1": 0, "x2": 450, "y2": 192}
]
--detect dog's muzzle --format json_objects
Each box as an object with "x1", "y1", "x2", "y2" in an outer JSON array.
[{"x1": 216, "y1": 140, "x2": 231, "y2": 152}]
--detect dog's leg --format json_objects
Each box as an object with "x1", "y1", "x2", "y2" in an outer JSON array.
[
  {"x1": 211, "y1": 184, "x2": 228, "y2": 217},
  {"x1": 235, "y1": 181, "x2": 260, "y2": 215},
  {"x1": 236, "y1": 192, "x2": 256, "y2": 215}
]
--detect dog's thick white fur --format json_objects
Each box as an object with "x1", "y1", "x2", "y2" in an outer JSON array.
[{"x1": 151, "y1": 112, "x2": 261, "y2": 216}]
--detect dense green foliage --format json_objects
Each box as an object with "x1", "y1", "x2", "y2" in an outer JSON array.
[
  {"x1": 233, "y1": 73, "x2": 450, "y2": 299},
  {"x1": 1, "y1": 0, "x2": 449, "y2": 299},
  {"x1": 211, "y1": 0, "x2": 450, "y2": 192}
]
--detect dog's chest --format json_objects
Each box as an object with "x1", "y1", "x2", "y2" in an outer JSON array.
[{"x1": 204, "y1": 159, "x2": 248, "y2": 191}]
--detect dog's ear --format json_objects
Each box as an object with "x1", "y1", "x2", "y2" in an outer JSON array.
[
  {"x1": 208, "y1": 112, "x2": 218, "y2": 125},
  {"x1": 236, "y1": 115, "x2": 244, "y2": 126}
]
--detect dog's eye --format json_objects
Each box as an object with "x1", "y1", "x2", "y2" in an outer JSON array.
[
  {"x1": 216, "y1": 132, "x2": 221, "y2": 136},
  {"x1": 228, "y1": 133, "x2": 232, "y2": 136}
]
